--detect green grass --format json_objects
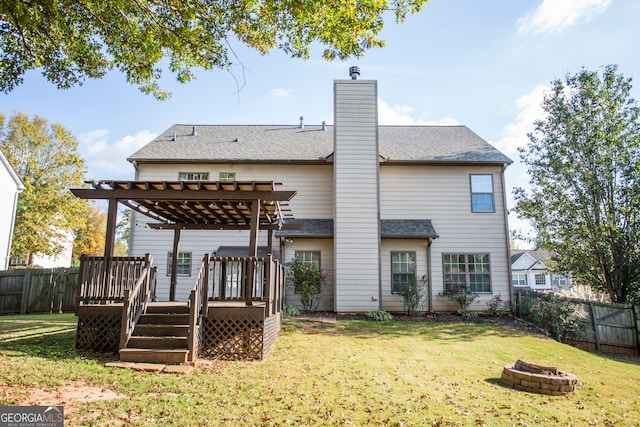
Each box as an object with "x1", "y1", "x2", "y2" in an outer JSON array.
[{"x1": 1, "y1": 314, "x2": 639, "y2": 426}]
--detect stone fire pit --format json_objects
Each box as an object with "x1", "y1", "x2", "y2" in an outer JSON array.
[{"x1": 501, "y1": 360, "x2": 577, "y2": 396}]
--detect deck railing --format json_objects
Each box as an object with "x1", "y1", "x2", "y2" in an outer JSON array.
[
  {"x1": 119, "y1": 256, "x2": 155, "y2": 349},
  {"x1": 188, "y1": 254, "x2": 210, "y2": 360},
  {"x1": 77, "y1": 254, "x2": 155, "y2": 304},
  {"x1": 210, "y1": 255, "x2": 284, "y2": 316}
]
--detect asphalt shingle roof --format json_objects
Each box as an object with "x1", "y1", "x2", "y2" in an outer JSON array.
[
  {"x1": 128, "y1": 124, "x2": 512, "y2": 164},
  {"x1": 275, "y1": 219, "x2": 438, "y2": 239}
]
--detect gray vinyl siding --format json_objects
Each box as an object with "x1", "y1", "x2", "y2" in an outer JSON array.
[
  {"x1": 380, "y1": 164, "x2": 510, "y2": 312},
  {"x1": 333, "y1": 79, "x2": 381, "y2": 312}
]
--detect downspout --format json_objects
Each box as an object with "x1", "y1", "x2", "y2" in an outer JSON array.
[
  {"x1": 427, "y1": 238, "x2": 433, "y2": 313},
  {"x1": 501, "y1": 163, "x2": 514, "y2": 309}
]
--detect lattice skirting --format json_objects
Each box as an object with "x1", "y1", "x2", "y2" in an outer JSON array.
[
  {"x1": 198, "y1": 303, "x2": 283, "y2": 361},
  {"x1": 76, "y1": 306, "x2": 121, "y2": 353}
]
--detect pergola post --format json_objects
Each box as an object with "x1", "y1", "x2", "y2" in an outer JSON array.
[
  {"x1": 169, "y1": 227, "x2": 181, "y2": 301},
  {"x1": 245, "y1": 200, "x2": 260, "y2": 306},
  {"x1": 104, "y1": 199, "x2": 118, "y2": 258}
]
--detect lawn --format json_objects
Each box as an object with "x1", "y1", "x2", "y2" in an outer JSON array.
[{"x1": 1, "y1": 313, "x2": 639, "y2": 426}]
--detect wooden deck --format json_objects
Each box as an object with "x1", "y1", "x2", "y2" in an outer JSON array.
[{"x1": 75, "y1": 255, "x2": 285, "y2": 361}]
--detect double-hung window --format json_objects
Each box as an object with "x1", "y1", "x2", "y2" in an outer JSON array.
[
  {"x1": 178, "y1": 172, "x2": 209, "y2": 181},
  {"x1": 443, "y1": 253, "x2": 491, "y2": 293},
  {"x1": 295, "y1": 251, "x2": 320, "y2": 269},
  {"x1": 167, "y1": 252, "x2": 192, "y2": 276},
  {"x1": 535, "y1": 273, "x2": 547, "y2": 287},
  {"x1": 219, "y1": 172, "x2": 235, "y2": 182},
  {"x1": 512, "y1": 273, "x2": 528, "y2": 287},
  {"x1": 552, "y1": 274, "x2": 568, "y2": 287},
  {"x1": 391, "y1": 252, "x2": 416, "y2": 293},
  {"x1": 470, "y1": 174, "x2": 495, "y2": 212}
]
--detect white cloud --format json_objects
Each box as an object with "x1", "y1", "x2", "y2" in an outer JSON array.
[
  {"x1": 494, "y1": 85, "x2": 551, "y2": 249},
  {"x1": 80, "y1": 129, "x2": 158, "y2": 180},
  {"x1": 377, "y1": 99, "x2": 459, "y2": 126},
  {"x1": 494, "y1": 84, "x2": 548, "y2": 156},
  {"x1": 270, "y1": 88, "x2": 291, "y2": 98},
  {"x1": 518, "y1": 0, "x2": 612, "y2": 34}
]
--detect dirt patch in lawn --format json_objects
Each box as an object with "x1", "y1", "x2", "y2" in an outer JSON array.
[{"x1": 4, "y1": 381, "x2": 125, "y2": 412}]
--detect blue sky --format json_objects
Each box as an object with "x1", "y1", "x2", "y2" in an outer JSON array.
[{"x1": 2, "y1": 0, "x2": 638, "y2": 247}]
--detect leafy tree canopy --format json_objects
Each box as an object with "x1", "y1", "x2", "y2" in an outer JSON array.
[
  {"x1": 1, "y1": 0, "x2": 429, "y2": 100},
  {"x1": 514, "y1": 65, "x2": 640, "y2": 303},
  {"x1": 0, "y1": 112, "x2": 87, "y2": 261},
  {"x1": 72, "y1": 203, "x2": 107, "y2": 260}
]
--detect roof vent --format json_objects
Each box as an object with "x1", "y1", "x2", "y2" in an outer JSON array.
[
  {"x1": 191, "y1": 126, "x2": 197, "y2": 136},
  {"x1": 299, "y1": 116, "x2": 304, "y2": 129},
  {"x1": 172, "y1": 132, "x2": 177, "y2": 141},
  {"x1": 349, "y1": 66, "x2": 360, "y2": 80},
  {"x1": 322, "y1": 121, "x2": 327, "y2": 131}
]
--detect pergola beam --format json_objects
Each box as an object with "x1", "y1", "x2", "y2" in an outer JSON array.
[{"x1": 71, "y1": 188, "x2": 296, "y2": 201}]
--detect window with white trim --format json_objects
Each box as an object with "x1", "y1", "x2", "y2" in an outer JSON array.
[
  {"x1": 535, "y1": 273, "x2": 547, "y2": 286},
  {"x1": 470, "y1": 174, "x2": 495, "y2": 212},
  {"x1": 512, "y1": 273, "x2": 528, "y2": 287},
  {"x1": 178, "y1": 172, "x2": 209, "y2": 181},
  {"x1": 219, "y1": 172, "x2": 235, "y2": 182},
  {"x1": 443, "y1": 253, "x2": 491, "y2": 293},
  {"x1": 391, "y1": 252, "x2": 416, "y2": 293},
  {"x1": 295, "y1": 251, "x2": 320, "y2": 269},
  {"x1": 552, "y1": 274, "x2": 568, "y2": 287},
  {"x1": 167, "y1": 252, "x2": 192, "y2": 276}
]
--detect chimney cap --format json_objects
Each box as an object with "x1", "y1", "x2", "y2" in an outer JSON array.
[{"x1": 349, "y1": 66, "x2": 360, "y2": 80}]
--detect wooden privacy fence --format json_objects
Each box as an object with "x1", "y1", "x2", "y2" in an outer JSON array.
[
  {"x1": 515, "y1": 291, "x2": 640, "y2": 355},
  {"x1": 0, "y1": 268, "x2": 79, "y2": 314},
  {"x1": 576, "y1": 301, "x2": 639, "y2": 354}
]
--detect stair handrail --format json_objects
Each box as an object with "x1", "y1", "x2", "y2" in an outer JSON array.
[
  {"x1": 119, "y1": 254, "x2": 154, "y2": 350},
  {"x1": 188, "y1": 253, "x2": 210, "y2": 361}
]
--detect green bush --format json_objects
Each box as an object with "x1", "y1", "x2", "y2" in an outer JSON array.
[
  {"x1": 438, "y1": 285, "x2": 479, "y2": 317},
  {"x1": 369, "y1": 309, "x2": 393, "y2": 321},
  {"x1": 517, "y1": 291, "x2": 586, "y2": 343},
  {"x1": 486, "y1": 294, "x2": 511, "y2": 316},
  {"x1": 282, "y1": 304, "x2": 300, "y2": 317},
  {"x1": 286, "y1": 257, "x2": 328, "y2": 312},
  {"x1": 398, "y1": 275, "x2": 427, "y2": 316}
]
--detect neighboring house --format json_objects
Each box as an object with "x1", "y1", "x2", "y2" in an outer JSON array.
[
  {"x1": 511, "y1": 250, "x2": 571, "y2": 291},
  {"x1": 28, "y1": 227, "x2": 74, "y2": 268},
  {"x1": 0, "y1": 150, "x2": 24, "y2": 270},
  {"x1": 126, "y1": 69, "x2": 514, "y2": 313}
]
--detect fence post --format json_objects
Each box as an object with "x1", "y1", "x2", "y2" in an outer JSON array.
[
  {"x1": 633, "y1": 305, "x2": 640, "y2": 353},
  {"x1": 588, "y1": 302, "x2": 601, "y2": 351},
  {"x1": 19, "y1": 269, "x2": 32, "y2": 314}
]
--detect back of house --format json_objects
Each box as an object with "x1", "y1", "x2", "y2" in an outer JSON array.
[{"x1": 126, "y1": 69, "x2": 513, "y2": 313}]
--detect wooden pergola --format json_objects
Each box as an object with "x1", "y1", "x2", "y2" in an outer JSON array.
[{"x1": 71, "y1": 180, "x2": 299, "y2": 300}]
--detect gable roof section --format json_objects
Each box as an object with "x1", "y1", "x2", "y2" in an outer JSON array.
[
  {"x1": 511, "y1": 250, "x2": 553, "y2": 270},
  {"x1": 0, "y1": 150, "x2": 25, "y2": 191},
  {"x1": 275, "y1": 219, "x2": 438, "y2": 239},
  {"x1": 128, "y1": 124, "x2": 512, "y2": 165}
]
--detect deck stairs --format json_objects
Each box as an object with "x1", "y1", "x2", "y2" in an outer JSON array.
[{"x1": 119, "y1": 302, "x2": 191, "y2": 365}]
